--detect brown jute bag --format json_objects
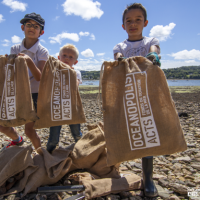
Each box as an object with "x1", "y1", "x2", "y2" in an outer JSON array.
[
  {"x1": 100, "y1": 57, "x2": 187, "y2": 166},
  {"x1": 0, "y1": 55, "x2": 37, "y2": 127},
  {"x1": 82, "y1": 172, "x2": 143, "y2": 199},
  {"x1": 34, "y1": 56, "x2": 86, "y2": 129}
]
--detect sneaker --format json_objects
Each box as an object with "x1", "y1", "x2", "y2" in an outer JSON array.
[{"x1": 0, "y1": 136, "x2": 24, "y2": 153}]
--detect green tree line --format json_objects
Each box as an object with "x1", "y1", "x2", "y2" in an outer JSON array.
[
  {"x1": 162, "y1": 66, "x2": 200, "y2": 79},
  {"x1": 81, "y1": 66, "x2": 200, "y2": 80}
]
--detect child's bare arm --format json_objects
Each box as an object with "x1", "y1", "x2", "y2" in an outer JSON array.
[
  {"x1": 38, "y1": 60, "x2": 46, "y2": 73},
  {"x1": 17, "y1": 53, "x2": 41, "y2": 81},
  {"x1": 149, "y1": 45, "x2": 161, "y2": 59},
  {"x1": 146, "y1": 45, "x2": 161, "y2": 67},
  {"x1": 114, "y1": 52, "x2": 124, "y2": 60}
]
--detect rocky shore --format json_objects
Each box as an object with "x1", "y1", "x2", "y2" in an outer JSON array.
[{"x1": 0, "y1": 86, "x2": 200, "y2": 200}]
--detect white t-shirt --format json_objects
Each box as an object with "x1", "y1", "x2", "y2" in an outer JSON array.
[
  {"x1": 113, "y1": 37, "x2": 160, "y2": 58},
  {"x1": 10, "y1": 39, "x2": 49, "y2": 93},
  {"x1": 75, "y1": 69, "x2": 82, "y2": 84}
]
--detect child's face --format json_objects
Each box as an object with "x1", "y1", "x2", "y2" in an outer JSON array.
[
  {"x1": 58, "y1": 48, "x2": 78, "y2": 68},
  {"x1": 122, "y1": 8, "x2": 148, "y2": 40},
  {"x1": 21, "y1": 20, "x2": 44, "y2": 39}
]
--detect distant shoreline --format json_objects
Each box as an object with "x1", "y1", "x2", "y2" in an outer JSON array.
[
  {"x1": 167, "y1": 79, "x2": 200, "y2": 80},
  {"x1": 82, "y1": 79, "x2": 200, "y2": 81}
]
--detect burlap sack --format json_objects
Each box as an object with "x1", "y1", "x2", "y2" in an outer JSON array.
[
  {"x1": 34, "y1": 56, "x2": 86, "y2": 129},
  {"x1": 68, "y1": 172, "x2": 99, "y2": 184},
  {"x1": 0, "y1": 55, "x2": 37, "y2": 127},
  {"x1": 71, "y1": 124, "x2": 121, "y2": 178},
  {"x1": 0, "y1": 145, "x2": 38, "y2": 197},
  {"x1": 82, "y1": 172, "x2": 143, "y2": 199},
  {"x1": 22, "y1": 148, "x2": 73, "y2": 196},
  {"x1": 0, "y1": 124, "x2": 121, "y2": 197},
  {"x1": 101, "y1": 57, "x2": 187, "y2": 166}
]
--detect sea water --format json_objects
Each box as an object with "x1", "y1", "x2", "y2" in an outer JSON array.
[{"x1": 82, "y1": 80, "x2": 200, "y2": 86}]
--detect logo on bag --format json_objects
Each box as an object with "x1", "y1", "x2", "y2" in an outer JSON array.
[
  {"x1": 123, "y1": 72, "x2": 160, "y2": 150},
  {"x1": 188, "y1": 188, "x2": 200, "y2": 197},
  {"x1": 0, "y1": 64, "x2": 16, "y2": 120},
  {"x1": 51, "y1": 69, "x2": 72, "y2": 121}
]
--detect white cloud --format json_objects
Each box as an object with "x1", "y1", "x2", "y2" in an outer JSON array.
[
  {"x1": 51, "y1": 52, "x2": 59, "y2": 58},
  {"x1": 90, "y1": 33, "x2": 95, "y2": 40},
  {"x1": 49, "y1": 32, "x2": 79, "y2": 44},
  {"x1": 2, "y1": 0, "x2": 27, "y2": 12},
  {"x1": 198, "y1": 33, "x2": 200, "y2": 35},
  {"x1": 55, "y1": 52, "x2": 59, "y2": 57},
  {"x1": 81, "y1": 49, "x2": 94, "y2": 57},
  {"x1": 149, "y1": 23, "x2": 176, "y2": 41},
  {"x1": 0, "y1": 14, "x2": 5, "y2": 23},
  {"x1": 2, "y1": 39, "x2": 10, "y2": 46},
  {"x1": 40, "y1": 39, "x2": 46, "y2": 43},
  {"x1": 11, "y1": 35, "x2": 21, "y2": 43},
  {"x1": 185, "y1": 60, "x2": 196, "y2": 64},
  {"x1": 170, "y1": 49, "x2": 200, "y2": 60},
  {"x1": 79, "y1": 32, "x2": 95, "y2": 40},
  {"x1": 96, "y1": 53, "x2": 105, "y2": 56},
  {"x1": 161, "y1": 60, "x2": 200, "y2": 69},
  {"x1": 54, "y1": 16, "x2": 60, "y2": 21},
  {"x1": 2, "y1": 43, "x2": 9, "y2": 46},
  {"x1": 62, "y1": 0, "x2": 104, "y2": 20},
  {"x1": 79, "y1": 31, "x2": 90, "y2": 36},
  {"x1": 3, "y1": 39, "x2": 10, "y2": 43},
  {"x1": 76, "y1": 58, "x2": 102, "y2": 70}
]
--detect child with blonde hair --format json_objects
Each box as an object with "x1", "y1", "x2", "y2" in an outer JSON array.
[{"x1": 46, "y1": 44, "x2": 82, "y2": 153}]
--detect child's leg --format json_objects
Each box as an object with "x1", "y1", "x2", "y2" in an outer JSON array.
[
  {"x1": 0, "y1": 126, "x2": 23, "y2": 152},
  {"x1": 142, "y1": 156, "x2": 158, "y2": 197},
  {"x1": 46, "y1": 126, "x2": 62, "y2": 153},
  {"x1": 69, "y1": 124, "x2": 82, "y2": 142},
  {"x1": 0, "y1": 126, "x2": 19, "y2": 140},
  {"x1": 25, "y1": 121, "x2": 41, "y2": 150},
  {"x1": 24, "y1": 93, "x2": 41, "y2": 150}
]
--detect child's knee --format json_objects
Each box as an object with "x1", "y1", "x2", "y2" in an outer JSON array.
[{"x1": 0, "y1": 126, "x2": 12, "y2": 133}]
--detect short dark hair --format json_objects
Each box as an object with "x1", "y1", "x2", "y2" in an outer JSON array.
[{"x1": 122, "y1": 3, "x2": 147, "y2": 24}]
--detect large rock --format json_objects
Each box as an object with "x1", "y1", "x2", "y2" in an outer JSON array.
[
  {"x1": 168, "y1": 183, "x2": 187, "y2": 195},
  {"x1": 156, "y1": 185, "x2": 170, "y2": 199}
]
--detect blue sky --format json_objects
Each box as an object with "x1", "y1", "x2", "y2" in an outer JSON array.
[{"x1": 0, "y1": 0, "x2": 200, "y2": 70}]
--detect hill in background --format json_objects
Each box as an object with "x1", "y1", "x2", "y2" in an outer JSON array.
[{"x1": 81, "y1": 66, "x2": 200, "y2": 80}]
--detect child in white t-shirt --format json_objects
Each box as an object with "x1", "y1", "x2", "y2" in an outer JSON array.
[
  {"x1": 0, "y1": 12, "x2": 48, "y2": 152},
  {"x1": 113, "y1": 3, "x2": 161, "y2": 198},
  {"x1": 46, "y1": 44, "x2": 82, "y2": 153}
]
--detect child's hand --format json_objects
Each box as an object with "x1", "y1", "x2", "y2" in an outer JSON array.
[
  {"x1": 145, "y1": 52, "x2": 161, "y2": 67},
  {"x1": 114, "y1": 52, "x2": 124, "y2": 60},
  {"x1": 17, "y1": 53, "x2": 30, "y2": 59},
  {"x1": 16, "y1": 53, "x2": 41, "y2": 81},
  {"x1": 17, "y1": 53, "x2": 32, "y2": 64}
]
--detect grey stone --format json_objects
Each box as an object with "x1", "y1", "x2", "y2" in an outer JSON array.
[
  {"x1": 168, "y1": 183, "x2": 187, "y2": 195},
  {"x1": 106, "y1": 194, "x2": 120, "y2": 200},
  {"x1": 158, "y1": 179, "x2": 169, "y2": 187},
  {"x1": 134, "y1": 163, "x2": 142, "y2": 169},
  {"x1": 175, "y1": 156, "x2": 191, "y2": 162},
  {"x1": 153, "y1": 174, "x2": 167, "y2": 180},
  {"x1": 156, "y1": 185, "x2": 170, "y2": 199},
  {"x1": 169, "y1": 195, "x2": 180, "y2": 200},
  {"x1": 191, "y1": 164, "x2": 200, "y2": 170}
]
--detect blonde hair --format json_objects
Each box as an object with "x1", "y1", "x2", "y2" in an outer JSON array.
[{"x1": 59, "y1": 44, "x2": 79, "y2": 58}]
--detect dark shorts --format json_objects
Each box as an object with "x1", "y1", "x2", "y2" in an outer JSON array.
[{"x1": 32, "y1": 93, "x2": 38, "y2": 112}]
